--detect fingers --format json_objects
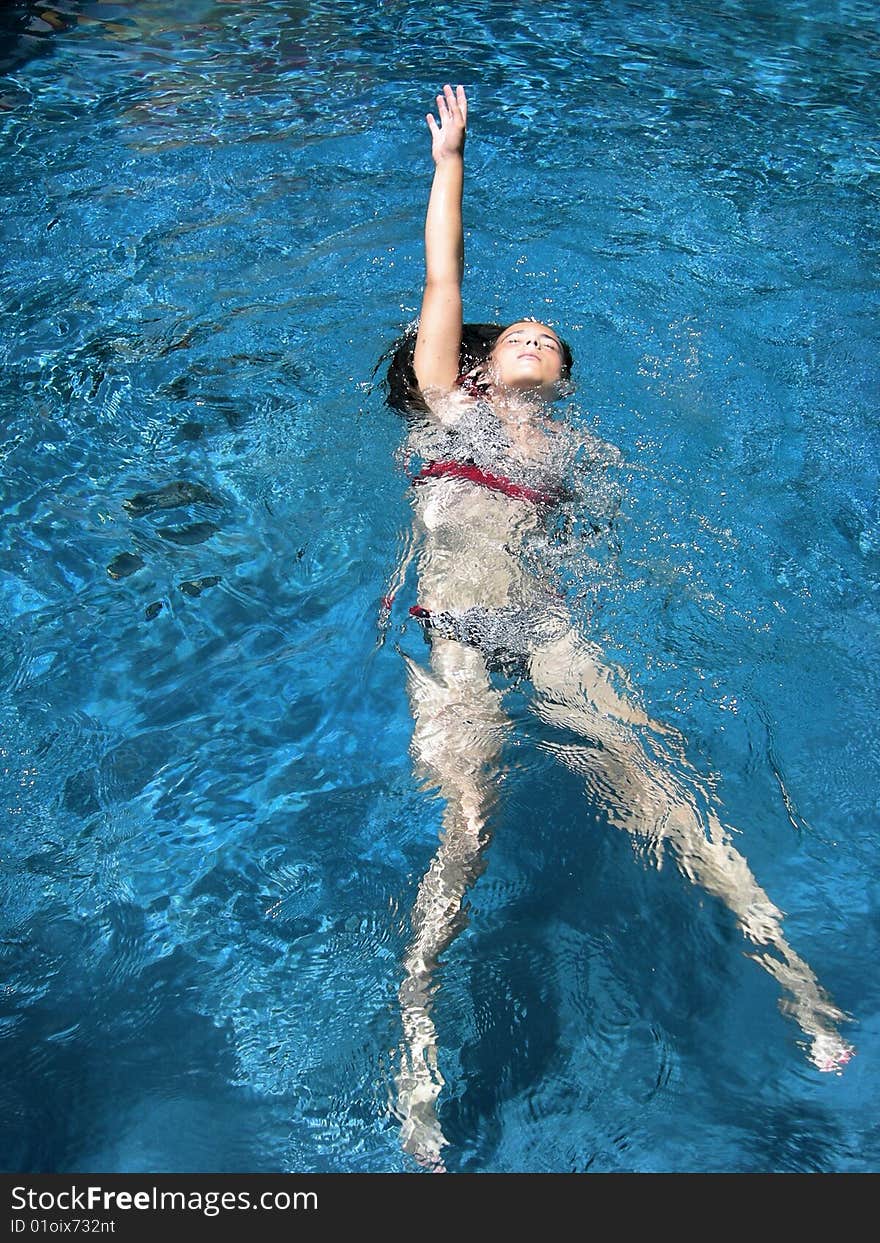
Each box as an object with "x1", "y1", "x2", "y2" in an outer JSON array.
[
  {"x1": 425, "y1": 84, "x2": 467, "y2": 148},
  {"x1": 433, "y1": 84, "x2": 467, "y2": 128}
]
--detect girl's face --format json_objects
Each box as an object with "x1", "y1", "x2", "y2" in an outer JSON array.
[{"x1": 488, "y1": 321, "x2": 565, "y2": 391}]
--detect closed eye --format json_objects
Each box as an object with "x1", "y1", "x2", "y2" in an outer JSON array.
[{"x1": 502, "y1": 333, "x2": 560, "y2": 350}]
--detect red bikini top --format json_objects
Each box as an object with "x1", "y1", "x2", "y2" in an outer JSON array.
[{"x1": 411, "y1": 459, "x2": 560, "y2": 507}]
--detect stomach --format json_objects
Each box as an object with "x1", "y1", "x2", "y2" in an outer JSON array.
[{"x1": 413, "y1": 478, "x2": 547, "y2": 611}]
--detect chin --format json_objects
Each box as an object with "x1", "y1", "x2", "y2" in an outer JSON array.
[{"x1": 505, "y1": 368, "x2": 545, "y2": 387}]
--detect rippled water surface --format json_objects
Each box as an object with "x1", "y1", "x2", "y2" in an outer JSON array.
[{"x1": 1, "y1": 0, "x2": 877, "y2": 1172}]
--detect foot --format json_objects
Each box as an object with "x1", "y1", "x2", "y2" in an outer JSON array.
[{"x1": 808, "y1": 1030, "x2": 855, "y2": 1074}]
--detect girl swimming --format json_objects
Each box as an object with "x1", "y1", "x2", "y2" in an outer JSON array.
[{"x1": 388, "y1": 84, "x2": 853, "y2": 1171}]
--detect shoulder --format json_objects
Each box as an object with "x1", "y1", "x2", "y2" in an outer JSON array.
[{"x1": 419, "y1": 385, "x2": 478, "y2": 426}]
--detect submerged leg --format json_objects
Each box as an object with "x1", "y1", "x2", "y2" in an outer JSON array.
[
  {"x1": 396, "y1": 639, "x2": 510, "y2": 1168},
  {"x1": 527, "y1": 626, "x2": 854, "y2": 1071}
]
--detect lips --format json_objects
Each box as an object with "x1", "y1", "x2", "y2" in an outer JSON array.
[{"x1": 518, "y1": 352, "x2": 540, "y2": 361}]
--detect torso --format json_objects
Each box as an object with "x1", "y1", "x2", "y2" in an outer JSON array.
[
  {"x1": 406, "y1": 390, "x2": 571, "y2": 611},
  {"x1": 407, "y1": 390, "x2": 568, "y2": 500}
]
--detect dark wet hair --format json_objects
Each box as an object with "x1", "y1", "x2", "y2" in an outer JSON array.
[{"x1": 380, "y1": 321, "x2": 574, "y2": 414}]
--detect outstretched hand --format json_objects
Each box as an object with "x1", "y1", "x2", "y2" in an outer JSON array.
[{"x1": 426, "y1": 84, "x2": 467, "y2": 163}]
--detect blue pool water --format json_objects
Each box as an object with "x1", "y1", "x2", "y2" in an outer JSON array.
[{"x1": 0, "y1": 0, "x2": 877, "y2": 1173}]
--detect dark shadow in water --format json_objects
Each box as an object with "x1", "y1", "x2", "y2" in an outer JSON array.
[
  {"x1": 106, "y1": 480, "x2": 226, "y2": 617},
  {"x1": 0, "y1": 3, "x2": 84, "y2": 78},
  {"x1": 711, "y1": 1096, "x2": 847, "y2": 1174},
  {"x1": 0, "y1": 929, "x2": 286, "y2": 1173}
]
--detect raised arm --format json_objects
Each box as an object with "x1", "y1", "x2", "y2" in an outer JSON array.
[{"x1": 412, "y1": 84, "x2": 467, "y2": 393}]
